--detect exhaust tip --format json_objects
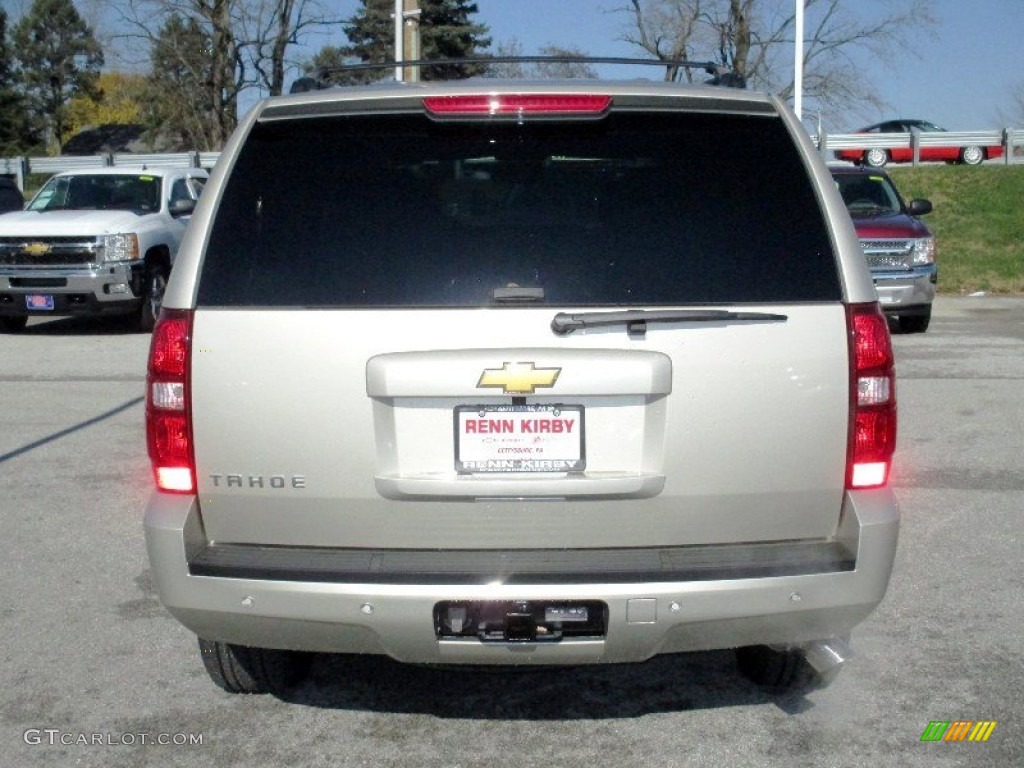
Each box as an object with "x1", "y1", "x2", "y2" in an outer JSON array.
[{"x1": 802, "y1": 637, "x2": 853, "y2": 675}]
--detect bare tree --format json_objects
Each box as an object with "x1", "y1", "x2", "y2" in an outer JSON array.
[
  {"x1": 209, "y1": 0, "x2": 240, "y2": 141},
  {"x1": 995, "y1": 80, "x2": 1024, "y2": 128},
  {"x1": 117, "y1": 0, "x2": 243, "y2": 147},
  {"x1": 534, "y1": 45, "x2": 599, "y2": 80},
  {"x1": 486, "y1": 39, "x2": 598, "y2": 79},
  {"x1": 618, "y1": 0, "x2": 935, "y2": 119},
  {"x1": 486, "y1": 38, "x2": 527, "y2": 79},
  {"x1": 115, "y1": 0, "x2": 342, "y2": 149},
  {"x1": 238, "y1": 0, "x2": 345, "y2": 96},
  {"x1": 620, "y1": 0, "x2": 703, "y2": 81}
]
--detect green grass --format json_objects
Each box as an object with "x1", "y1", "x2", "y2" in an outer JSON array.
[{"x1": 887, "y1": 165, "x2": 1024, "y2": 294}]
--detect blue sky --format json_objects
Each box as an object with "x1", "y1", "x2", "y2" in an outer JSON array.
[
  {"x1": 8, "y1": 0, "x2": 1022, "y2": 131},
  {"x1": 285, "y1": 0, "x2": 1023, "y2": 130},
  {"x1": 468, "y1": 0, "x2": 1024, "y2": 130}
]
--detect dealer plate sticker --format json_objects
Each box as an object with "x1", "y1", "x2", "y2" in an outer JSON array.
[
  {"x1": 455, "y1": 405, "x2": 585, "y2": 473},
  {"x1": 25, "y1": 294, "x2": 54, "y2": 310}
]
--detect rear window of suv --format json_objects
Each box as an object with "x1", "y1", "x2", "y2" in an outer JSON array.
[{"x1": 198, "y1": 109, "x2": 840, "y2": 307}]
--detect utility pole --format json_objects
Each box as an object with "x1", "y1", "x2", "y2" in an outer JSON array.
[
  {"x1": 403, "y1": 0, "x2": 422, "y2": 83},
  {"x1": 394, "y1": 0, "x2": 421, "y2": 82},
  {"x1": 394, "y1": 0, "x2": 402, "y2": 81}
]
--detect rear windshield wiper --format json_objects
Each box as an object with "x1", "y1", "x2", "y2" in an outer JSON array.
[{"x1": 551, "y1": 309, "x2": 788, "y2": 335}]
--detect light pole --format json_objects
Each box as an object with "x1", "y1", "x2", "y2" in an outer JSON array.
[{"x1": 794, "y1": 0, "x2": 804, "y2": 120}]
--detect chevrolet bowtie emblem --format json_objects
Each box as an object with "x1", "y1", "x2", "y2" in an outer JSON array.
[
  {"x1": 477, "y1": 362, "x2": 561, "y2": 394},
  {"x1": 24, "y1": 242, "x2": 51, "y2": 256}
]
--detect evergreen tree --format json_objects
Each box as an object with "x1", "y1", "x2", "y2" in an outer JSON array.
[
  {"x1": 0, "y1": 9, "x2": 40, "y2": 155},
  {"x1": 303, "y1": 45, "x2": 351, "y2": 83},
  {"x1": 419, "y1": 0, "x2": 491, "y2": 80},
  {"x1": 11, "y1": 0, "x2": 103, "y2": 152},
  {"x1": 320, "y1": 0, "x2": 490, "y2": 85},
  {"x1": 330, "y1": 0, "x2": 391, "y2": 84}
]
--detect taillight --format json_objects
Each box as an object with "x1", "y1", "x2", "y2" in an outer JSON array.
[
  {"x1": 846, "y1": 303, "x2": 896, "y2": 489},
  {"x1": 423, "y1": 94, "x2": 611, "y2": 116},
  {"x1": 146, "y1": 309, "x2": 195, "y2": 493}
]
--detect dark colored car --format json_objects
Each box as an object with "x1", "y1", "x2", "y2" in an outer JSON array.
[
  {"x1": 0, "y1": 178, "x2": 24, "y2": 214},
  {"x1": 835, "y1": 119, "x2": 1003, "y2": 167},
  {"x1": 831, "y1": 164, "x2": 936, "y2": 332}
]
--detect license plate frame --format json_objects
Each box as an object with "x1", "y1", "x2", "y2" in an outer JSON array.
[
  {"x1": 455, "y1": 404, "x2": 585, "y2": 473},
  {"x1": 25, "y1": 294, "x2": 55, "y2": 311}
]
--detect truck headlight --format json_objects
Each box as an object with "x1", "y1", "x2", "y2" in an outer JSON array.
[
  {"x1": 911, "y1": 237, "x2": 935, "y2": 266},
  {"x1": 100, "y1": 233, "x2": 140, "y2": 262}
]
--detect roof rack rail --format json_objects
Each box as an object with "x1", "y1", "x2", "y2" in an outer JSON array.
[{"x1": 289, "y1": 56, "x2": 746, "y2": 94}]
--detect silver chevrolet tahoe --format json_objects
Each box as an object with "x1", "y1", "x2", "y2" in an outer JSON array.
[{"x1": 144, "y1": 69, "x2": 899, "y2": 694}]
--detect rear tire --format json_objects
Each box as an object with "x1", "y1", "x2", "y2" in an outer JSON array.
[
  {"x1": 198, "y1": 638, "x2": 312, "y2": 694},
  {"x1": 959, "y1": 145, "x2": 984, "y2": 165},
  {"x1": 898, "y1": 308, "x2": 931, "y2": 333},
  {"x1": 0, "y1": 316, "x2": 28, "y2": 333},
  {"x1": 735, "y1": 645, "x2": 830, "y2": 691}
]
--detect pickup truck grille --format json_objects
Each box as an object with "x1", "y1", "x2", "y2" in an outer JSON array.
[
  {"x1": 859, "y1": 239, "x2": 913, "y2": 270},
  {"x1": 0, "y1": 237, "x2": 100, "y2": 267}
]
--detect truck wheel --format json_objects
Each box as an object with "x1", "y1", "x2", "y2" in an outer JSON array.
[
  {"x1": 138, "y1": 265, "x2": 168, "y2": 332},
  {"x1": 735, "y1": 645, "x2": 830, "y2": 690},
  {"x1": 0, "y1": 316, "x2": 28, "y2": 333},
  {"x1": 198, "y1": 637, "x2": 312, "y2": 694}
]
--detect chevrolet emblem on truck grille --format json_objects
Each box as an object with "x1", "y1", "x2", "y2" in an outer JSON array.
[
  {"x1": 477, "y1": 362, "x2": 561, "y2": 394},
  {"x1": 24, "y1": 242, "x2": 51, "y2": 256}
]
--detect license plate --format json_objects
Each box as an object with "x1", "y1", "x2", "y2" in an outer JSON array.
[
  {"x1": 25, "y1": 294, "x2": 54, "y2": 310},
  {"x1": 455, "y1": 404, "x2": 585, "y2": 473}
]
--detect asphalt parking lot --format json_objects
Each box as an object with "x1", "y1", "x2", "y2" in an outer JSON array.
[{"x1": 1, "y1": 296, "x2": 1021, "y2": 767}]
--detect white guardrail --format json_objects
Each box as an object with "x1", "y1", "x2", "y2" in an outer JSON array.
[
  {"x1": 3, "y1": 129, "x2": 1023, "y2": 191},
  {"x1": 817, "y1": 128, "x2": 1023, "y2": 165},
  {"x1": 1, "y1": 151, "x2": 220, "y2": 191}
]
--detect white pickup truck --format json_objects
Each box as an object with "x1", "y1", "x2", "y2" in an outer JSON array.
[{"x1": 0, "y1": 166, "x2": 207, "y2": 332}]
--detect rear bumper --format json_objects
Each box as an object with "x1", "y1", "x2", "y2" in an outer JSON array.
[
  {"x1": 0, "y1": 262, "x2": 143, "y2": 316},
  {"x1": 872, "y1": 265, "x2": 936, "y2": 313},
  {"x1": 144, "y1": 490, "x2": 899, "y2": 665}
]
